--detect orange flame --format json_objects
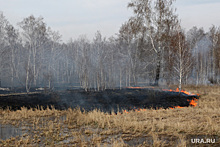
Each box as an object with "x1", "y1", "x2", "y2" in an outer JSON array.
[
  {"x1": 126, "y1": 87, "x2": 199, "y2": 111},
  {"x1": 169, "y1": 106, "x2": 185, "y2": 109},
  {"x1": 187, "y1": 98, "x2": 198, "y2": 107},
  {"x1": 162, "y1": 88, "x2": 199, "y2": 96},
  {"x1": 124, "y1": 110, "x2": 129, "y2": 113},
  {"x1": 169, "y1": 98, "x2": 198, "y2": 109},
  {"x1": 128, "y1": 87, "x2": 199, "y2": 96}
]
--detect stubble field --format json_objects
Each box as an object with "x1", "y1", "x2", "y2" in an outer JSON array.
[{"x1": 0, "y1": 86, "x2": 219, "y2": 146}]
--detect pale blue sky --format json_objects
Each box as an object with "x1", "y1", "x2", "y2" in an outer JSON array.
[{"x1": 0, "y1": 0, "x2": 220, "y2": 42}]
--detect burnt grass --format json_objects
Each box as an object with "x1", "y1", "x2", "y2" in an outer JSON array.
[
  {"x1": 0, "y1": 88, "x2": 199, "y2": 112},
  {"x1": 0, "y1": 86, "x2": 219, "y2": 146}
]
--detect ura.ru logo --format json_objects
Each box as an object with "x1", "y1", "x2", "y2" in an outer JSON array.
[{"x1": 191, "y1": 138, "x2": 215, "y2": 144}]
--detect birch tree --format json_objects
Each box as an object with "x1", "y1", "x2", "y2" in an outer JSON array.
[
  {"x1": 171, "y1": 27, "x2": 192, "y2": 91},
  {"x1": 118, "y1": 22, "x2": 139, "y2": 86},
  {"x1": 0, "y1": 12, "x2": 9, "y2": 87},
  {"x1": 186, "y1": 27, "x2": 204, "y2": 85},
  {"x1": 208, "y1": 26, "x2": 220, "y2": 84},
  {"x1": 77, "y1": 36, "x2": 91, "y2": 91},
  {"x1": 5, "y1": 24, "x2": 21, "y2": 89},
  {"x1": 93, "y1": 31, "x2": 106, "y2": 90},
  {"x1": 127, "y1": 0, "x2": 179, "y2": 85},
  {"x1": 18, "y1": 15, "x2": 48, "y2": 92},
  {"x1": 47, "y1": 28, "x2": 62, "y2": 89}
]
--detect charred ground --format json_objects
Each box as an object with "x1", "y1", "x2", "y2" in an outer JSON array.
[
  {"x1": 0, "y1": 86, "x2": 219, "y2": 146},
  {"x1": 0, "y1": 87, "x2": 199, "y2": 112}
]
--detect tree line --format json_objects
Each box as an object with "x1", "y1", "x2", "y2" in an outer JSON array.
[{"x1": 0, "y1": 0, "x2": 220, "y2": 92}]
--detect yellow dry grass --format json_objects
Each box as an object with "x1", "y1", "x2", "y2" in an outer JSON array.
[{"x1": 0, "y1": 86, "x2": 219, "y2": 146}]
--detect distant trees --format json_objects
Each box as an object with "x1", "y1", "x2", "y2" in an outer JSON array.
[
  {"x1": 186, "y1": 27, "x2": 205, "y2": 85},
  {"x1": 185, "y1": 26, "x2": 220, "y2": 85},
  {"x1": 4, "y1": 24, "x2": 21, "y2": 89},
  {"x1": 0, "y1": 4, "x2": 220, "y2": 92},
  {"x1": 208, "y1": 26, "x2": 220, "y2": 84},
  {"x1": 0, "y1": 12, "x2": 22, "y2": 89},
  {"x1": 18, "y1": 15, "x2": 48, "y2": 92},
  {"x1": 0, "y1": 12, "x2": 8, "y2": 87},
  {"x1": 170, "y1": 27, "x2": 192, "y2": 91},
  {"x1": 127, "y1": 0, "x2": 179, "y2": 85},
  {"x1": 118, "y1": 22, "x2": 139, "y2": 86},
  {"x1": 93, "y1": 31, "x2": 106, "y2": 90},
  {"x1": 46, "y1": 28, "x2": 62, "y2": 89}
]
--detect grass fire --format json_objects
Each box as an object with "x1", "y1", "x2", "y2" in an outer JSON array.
[
  {"x1": 0, "y1": 86, "x2": 219, "y2": 146},
  {"x1": 0, "y1": 0, "x2": 220, "y2": 146},
  {"x1": 0, "y1": 87, "x2": 199, "y2": 112}
]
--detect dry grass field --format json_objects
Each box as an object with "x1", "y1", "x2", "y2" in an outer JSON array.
[{"x1": 0, "y1": 86, "x2": 219, "y2": 146}]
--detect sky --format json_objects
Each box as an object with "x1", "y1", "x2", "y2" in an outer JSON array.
[{"x1": 0, "y1": 0, "x2": 220, "y2": 42}]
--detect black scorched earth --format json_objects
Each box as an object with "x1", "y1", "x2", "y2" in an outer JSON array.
[{"x1": 0, "y1": 87, "x2": 199, "y2": 112}]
